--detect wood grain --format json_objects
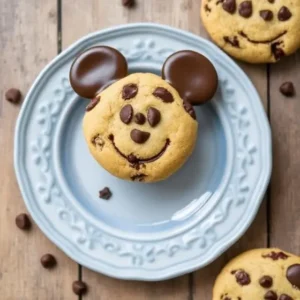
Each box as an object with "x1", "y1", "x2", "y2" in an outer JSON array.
[
  {"x1": 0, "y1": 1, "x2": 77, "y2": 299},
  {"x1": 269, "y1": 51, "x2": 300, "y2": 254}
]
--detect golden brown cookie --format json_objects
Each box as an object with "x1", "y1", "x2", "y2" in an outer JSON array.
[
  {"x1": 201, "y1": 0, "x2": 300, "y2": 63},
  {"x1": 213, "y1": 248, "x2": 300, "y2": 300}
]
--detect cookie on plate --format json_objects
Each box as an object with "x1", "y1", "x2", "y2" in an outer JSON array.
[
  {"x1": 213, "y1": 248, "x2": 300, "y2": 300},
  {"x1": 69, "y1": 47, "x2": 218, "y2": 182},
  {"x1": 201, "y1": 0, "x2": 300, "y2": 63}
]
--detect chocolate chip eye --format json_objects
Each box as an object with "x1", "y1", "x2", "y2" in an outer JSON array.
[
  {"x1": 278, "y1": 6, "x2": 292, "y2": 21},
  {"x1": 152, "y1": 87, "x2": 174, "y2": 103},
  {"x1": 120, "y1": 104, "x2": 133, "y2": 124},
  {"x1": 222, "y1": 0, "x2": 236, "y2": 14},
  {"x1": 239, "y1": 1, "x2": 252, "y2": 18},
  {"x1": 147, "y1": 107, "x2": 161, "y2": 127},
  {"x1": 122, "y1": 84, "x2": 138, "y2": 100}
]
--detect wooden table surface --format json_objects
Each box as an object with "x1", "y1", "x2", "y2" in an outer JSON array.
[{"x1": 1, "y1": 0, "x2": 299, "y2": 299}]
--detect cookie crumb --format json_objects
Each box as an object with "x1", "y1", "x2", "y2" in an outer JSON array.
[
  {"x1": 5, "y1": 88, "x2": 22, "y2": 104},
  {"x1": 99, "y1": 187, "x2": 112, "y2": 200}
]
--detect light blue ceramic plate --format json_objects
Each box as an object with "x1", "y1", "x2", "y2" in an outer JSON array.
[{"x1": 14, "y1": 23, "x2": 271, "y2": 281}]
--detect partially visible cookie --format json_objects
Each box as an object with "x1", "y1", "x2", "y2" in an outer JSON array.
[
  {"x1": 201, "y1": 0, "x2": 300, "y2": 63},
  {"x1": 213, "y1": 248, "x2": 300, "y2": 300}
]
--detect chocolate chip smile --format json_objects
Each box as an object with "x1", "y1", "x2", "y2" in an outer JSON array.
[
  {"x1": 108, "y1": 134, "x2": 170, "y2": 164},
  {"x1": 239, "y1": 30, "x2": 287, "y2": 44}
]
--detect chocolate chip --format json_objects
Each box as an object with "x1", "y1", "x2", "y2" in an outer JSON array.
[
  {"x1": 224, "y1": 36, "x2": 240, "y2": 48},
  {"x1": 264, "y1": 291, "x2": 278, "y2": 300},
  {"x1": 278, "y1": 6, "x2": 292, "y2": 21},
  {"x1": 99, "y1": 187, "x2": 112, "y2": 200},
  {"x1": 222, "y1": 0, "x2": 236, "y2": 14},
  {"x1": 259, "y1": 275, "x2": 273, "y2": 288},
  {"x1": 268, "y1": 0, "x2": 275, "y2": 3},
  {"x1": 92, "y1": 135, "x2": 105, "y2": 150},
  {"x1": 260, "y1": 10, "x2": 273, "y2": 21},
  {"x1": 262, "y1": 251, "x2": 289, "y2": 260},
  {"x1": 5, "y1": 88, "x2": 22, "y2": 104},
  {"x1": 86, "y1": 97, "x2": 100, "y2": 111},
  {"x1": 122, "y1": 0, "x2": 135, "y2": 7},
  {"x1": 235, "y1": 270, "x2": 251, "y2": 286},
  {"x1": 286, "y1": 264, "x2": 300, "y2": 289},
  {"x1": 279, "y1": 295, "x2": 293, "y2": 300},
  {"x1": 40, "y1": 254, "x2": 57, "y2": 269},
  {"x1": 147, "y1": 107, "x2": 161, "y2": 127},
  {"x1": 72, "y1": 280, "x2": 88, "y2": 296},
  {"x1": 15, "y1": 213, "x2": 31, "y2": 230},
  {"x1": 128, "y1": 154, "x2": 138, "y2": 163},
  {"x1": 134, "y1": 113, "x2": 146, "y2": 125},
  {"x1": 130, "y1": 129, "x2": 150, "y2": 144},
  {"x1": 271, "y1": 42, "x2": 285, "y2": 61},
  {"x1": 204, "y1": 4, "x2": 211, "y2": 12},
  {"x1": 239, "y1": 1, "x2": 253, "y2": 18},
  {"x1": 120, "y1": 104, "x2": 133, "y2": 124},
  {"x1": 122, "y1": 83, "x2": 138, "y2": 100},
  {"x1": 280, "y1": 82, "x2": 295, "y2": 97},
  {"x1": 183, "y1": 100, "x2": 196, "y2": 120},
  {"x1": 153, "y1": 87, "x2": 174, "y2": 103}
]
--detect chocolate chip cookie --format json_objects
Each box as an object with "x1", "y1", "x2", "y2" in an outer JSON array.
[
  {"x1": 70, "y1": 46, "x2": 218, "y2": 182},
  {"x1": 201, "y1": 0, "x2": 300, "y2": 63},
  {"x1": 213, "y1": 248, "x2": 300, "y2": 300}
]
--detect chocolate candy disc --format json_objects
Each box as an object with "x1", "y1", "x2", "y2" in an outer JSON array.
[
  {"x1": 162, "y1": 50, "x2": 218, "y2": 105},
  {"x1": 70, "y1": 46, "x2": 128, "y2": 99}
]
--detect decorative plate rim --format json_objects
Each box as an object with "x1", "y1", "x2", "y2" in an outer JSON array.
[{"x1": 14, "y1": 23, "x2": 272, "y2": 281}]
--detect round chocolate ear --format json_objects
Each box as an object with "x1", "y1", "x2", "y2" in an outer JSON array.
[
  {"x1": 162, "y1": 50, "x2": 218, "y2": 105},
  {"x1": 69, "y1": 46, "x2": 128, "y2": 99}
]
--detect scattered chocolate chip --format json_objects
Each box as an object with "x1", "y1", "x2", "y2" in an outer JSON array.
[
  {"x1": 222, "y1": 0, "x2": 236, "y2": 14},
  {"x1": 271, "y1": 42, "x2": 285, "y2": 61},
  {"x1": 5, "y1": 88, "x2": 22, "y2": 104},
  {"x1": 183, "y1": 100, "x2": 196, "y2": 120},
  {"x1": 264, "y1": 291, "x2": 278, "y2": 300},
  {"x1": 279, "y1": 295, "x2": 293, "y2": 300},
  {"x1": 280, "y1": 82, "x2": 295, "y2": 97},
  {"x1": 72, "y1": 280, "x2": 88, "y2": 296},
  {"x1": 262, "y1": 251, "x2": 289, "y2": 260},
  {"x1": 235, "y1": 270, "x2": 251, "y2": 286},
  {"x1": 122, "y1": 83, "x2": 138, "y2": 100},
  {"x1": 260, "y1": 10, "x2": 273, "y2": 21},
  {"x1": 99, "y1": 187, "x2": 112, "y2": 200},
  {"x1": 40, "y1": 254, "x2": 57, "y2": 269},
  {"x1": 224, "y1": 297, "x2": 231, "y2": 300},
  {"x1": 128, "y1": 154, "x2": 138, "y2": 163},
  {"x1": 278, "y1": 6, "x2": 292, "y2": 21},
  {"x1": 131, "y1": 174, "x2": 146, "y2": 182},
  {"x1": 259, "y1": 275, "x2": 273, "y2": 288},
  {"x1": 92, "y1": 135, "x2": 105, "y2": 150},
  {"x1": 86, "y1": 97, "x2": 100, "y2": 111},
  {"x1": 15, "y1": 213, "x2": 31, "y2": 230},
  {"x1": 230, "y1": 270, "x2": 237, "y2": 274},
  {"x1": 147, "y1": 107, "x2": 161, "y2": 127},
  {"x1": 120, "y1": 104, "x2": 133, "y2": 124},
  {"x1": 153, "y1": 87, "x2": 174, "y2": 103},
  {"x1": 239, "y1": 1, "x2": 252, "y2": 18},
  {"x1": 130, "y1": 129, "x2": 150, "y2": 144},
  {"x1": 134, "y1": 113, "x2": 146, "y2": 125},
  {"x1": 286, "y1": 264, "x2": 300, "y2": 289},
  {"x1": 224, "y1": 36, "x2": 240, "y2": 48},
  {"x1": 268, "y1": 0, "x2": 275, "y2": 3}
]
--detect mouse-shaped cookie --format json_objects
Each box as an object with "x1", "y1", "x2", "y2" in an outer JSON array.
[
  {"x1": 69, "y1": 46, "x2": 218, "y2": 182},
  {"x1": 213, "y1": 248, "x2": 300, "y2": 300}
]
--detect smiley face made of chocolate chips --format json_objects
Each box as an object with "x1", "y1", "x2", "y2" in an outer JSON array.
[
  {"x1": 69, "y1": 46, "x2": 218, "y2": 182},
  {"x1": 201, "y1": 0, "x2": 300, "y2": 63},
  {"x1": 213, "y1": 248, "x2": 300, "y2": 300}
]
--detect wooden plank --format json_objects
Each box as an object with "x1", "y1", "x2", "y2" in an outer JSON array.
[
  {"x1": 269, "y1": 52, "x2": 300, "y2": 253},
  {"x1": 0, "y1": 1, "x2": 78, "y2": 299},
  {"x1": 62, "y1": 0, "x2": 268, "y2": 299}
]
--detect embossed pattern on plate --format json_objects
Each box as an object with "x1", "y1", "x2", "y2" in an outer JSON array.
[{"x1": 14, "y1": 23, "x2": 271, "y2": 281}]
